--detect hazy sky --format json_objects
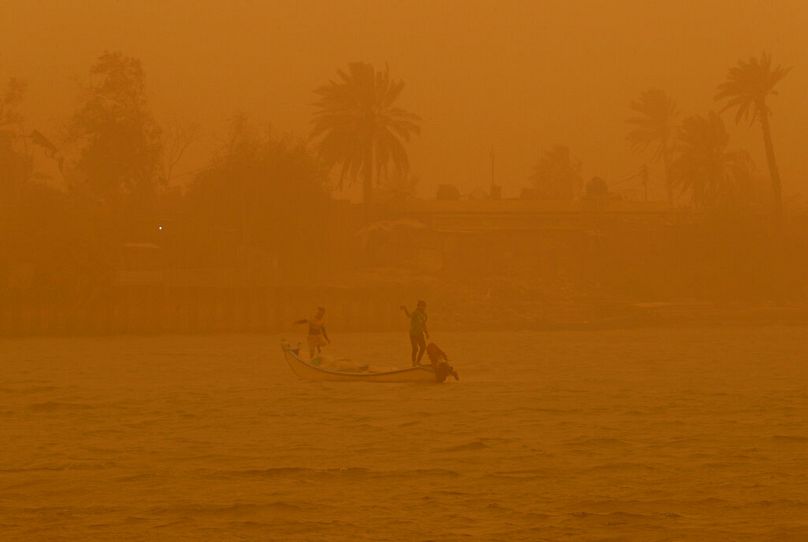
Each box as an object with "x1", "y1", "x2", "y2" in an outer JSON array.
[{"x1": 2, "y1": 0, "x2": 806, "y2": 200}]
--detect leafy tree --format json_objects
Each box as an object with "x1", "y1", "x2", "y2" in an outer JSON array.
[
  {"x1": 0, "y1": 78, "x2": 33, "y2": 198},
  {"x1": 161, "y1": 119, "x2": 198, "y2": 185},
  {"x1": 626, "y1": 89, "x2": 678, "y2": 205},
  {"x1": 311, "y1": 62, "x2": 420, "y2": 214},
  {"x1": 0, "y1": 78, "x2": 115, "y2": 298},
  {"x1": 0, "y1": 77, "x2": 25, "y2": 129},
  {"x1": 670, "y1": 112, "x2": 753, "y2": 209},
  {"x1": 529, "y1": 146, "x2": 582, "y2": 199},
  {"x1": 584, "y1": 177, "x2": 609, "y2": 200},
  {"x1": 185, "y1": 116, "x2": 330, "y2": 270},
  {"x1": 67, "y1": 52, "x2": 163, "y2": 212},
  {"x1": 715, "y1": 52, "x2": 790, "y2": 222}
]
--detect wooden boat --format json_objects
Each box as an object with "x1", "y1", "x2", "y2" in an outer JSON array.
[{"x1": 281, "y1": 343, "x2": 440, "y2": 383}]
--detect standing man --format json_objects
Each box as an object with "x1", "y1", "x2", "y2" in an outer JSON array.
[
  {"x1": 401, "y1": 300, "x2": 429, "y2": 366},
  {"x1": 294, "y1": 306, "x2": 330, "y2": 359}
]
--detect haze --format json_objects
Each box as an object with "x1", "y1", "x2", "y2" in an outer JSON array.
[
  {"x1": 3, "y1": 2, "x2": 808, "y2": 541},
  {"x1": 3, "y1": 0, "x2": 807, "y2": 199}
]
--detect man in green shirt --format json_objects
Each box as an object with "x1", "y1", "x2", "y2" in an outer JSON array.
[{"x1": 401, "y1": 300, "x2": 429, "y2": 366}]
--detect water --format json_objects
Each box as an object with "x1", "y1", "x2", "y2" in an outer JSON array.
[{"x1": 2, "y1": 327, "x2": 808, "y2": 541}]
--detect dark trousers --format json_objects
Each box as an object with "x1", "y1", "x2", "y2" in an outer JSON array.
[{"x1": 410, "y1": 332, "x2": 427, "y2": 366}]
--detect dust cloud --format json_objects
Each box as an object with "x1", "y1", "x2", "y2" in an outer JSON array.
[{"x1": 1, "y1": 1, "x2": 808, "y2": 540}]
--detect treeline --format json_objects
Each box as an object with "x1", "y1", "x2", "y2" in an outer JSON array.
[
  {"x1": 1, "y1": 53, "x2": 354, "y2": 299},
  {"x1": 1, "y1": 55, "x2": 429, "y2": 294},
  {"x1": 1, "y1": 50, "x2": 805, "y2": 320},
  {"x1": 529, "y1": 53, "x2": 792, "y2": 221}
]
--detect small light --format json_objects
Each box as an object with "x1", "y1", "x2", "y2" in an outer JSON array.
[{"x1": 158, "y1": 225, "x2": 164, "y2": 232}]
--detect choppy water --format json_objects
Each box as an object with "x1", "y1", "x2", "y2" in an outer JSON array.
[{"x1": 2, "y1": 327, "x2": 808, "y2": 541}]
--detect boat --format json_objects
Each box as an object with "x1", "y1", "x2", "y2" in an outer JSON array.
[{"x1": 281, "y1": 342, "x2": 443, "y2": 383}]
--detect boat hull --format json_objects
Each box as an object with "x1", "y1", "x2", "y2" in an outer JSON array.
[{"x1": 281, "y1": 345, "x2": 438, "y2": 383}]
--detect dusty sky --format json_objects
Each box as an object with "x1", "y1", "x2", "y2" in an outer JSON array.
[{"x1": 1, "y1": 0, "x2": 806, "y2": 200}]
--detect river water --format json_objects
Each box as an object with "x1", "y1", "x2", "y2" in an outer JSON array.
[{"x1": 2, "y1": 327, "x2": 807, "y2": 541}]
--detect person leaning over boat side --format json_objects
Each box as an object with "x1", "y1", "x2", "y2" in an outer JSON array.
[
  {"x1": 294, "y1": 306, "x2": 330, "y2": 359},
  {"x1": 400, "y1": 300, "x2": 429, "y2": 366}
]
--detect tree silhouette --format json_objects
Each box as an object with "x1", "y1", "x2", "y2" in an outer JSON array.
[
  {"x1": 715, "y1": 52, "x2": 790, "y2": 222},
  {"x1": 626, "y1": 89, "x2": 678, "y2": 206},
  {"x1": 0, "y1": 79, "x2": 33, "y2": 198},
  {"x1": 67, "y1": 52, "x2": 163, "y2": 212},
  {"x1": 529, "y1": 146, "x2": 582, "y2": 200},
  {"x1": 186, "y1": 116, "x2": 330, "y2": 270},
  {"x1": 311, "y1": 63, "x2": 420, "y2": 215},
  {"x1": 0, "y1": 78, "x2": 25, "y2": 129},
  {"x1": 161, "y1": 119, "x2": 198, "y2": 185},
  {"x1": 670, "y1": 112, "x2": 753, "y2": 209}
]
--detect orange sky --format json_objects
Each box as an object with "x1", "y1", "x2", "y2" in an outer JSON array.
[{"x1": 2, "y1": 0, "x2": 806, "y2": 201}]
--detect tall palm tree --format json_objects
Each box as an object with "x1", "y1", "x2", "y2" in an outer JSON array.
[
  {"x1": 626, "y1": 89, "x2": 678, "y2": 206},
  {"x1": 715, "y1": 52, "x2": 790, "y2": 222},
  {"x1": 311, "y1": 63, "x2": 420, "y2": 214},
  {"x1": 671, "y1": 112, "x2": 753, "y2": 209}
]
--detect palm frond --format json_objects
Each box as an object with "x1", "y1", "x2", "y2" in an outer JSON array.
[
  {"x1": 671, "y1": 111, "x2": 751, "y2": 208},
  {"x1": 715, "y1": 52, "x2": 791, "y2": 125},
  {"x1": 625, "y1": 89, "x2": 677, "y2": 160},
  {"x1": 310, "y1": 62, "x2": 420, "y2": 201}
]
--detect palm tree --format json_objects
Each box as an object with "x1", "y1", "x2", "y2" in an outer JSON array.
[
  {"x1": 670, "y1": 112, "x2": 753, "y2": 209},
  {"x1": 311, "y1": 63, "x2": 420, "y2": 215},
  {"x1": 626, "y1": 89, "x2": 678, "y2": 206},
  {"x1": 715, "y1": 52, "x2": 790, "y2": 222}
]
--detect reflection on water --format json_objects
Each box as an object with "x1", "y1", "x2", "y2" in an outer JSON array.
[{"x1": 2, "y1": 327, "x2": 807, "y2": 541}]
